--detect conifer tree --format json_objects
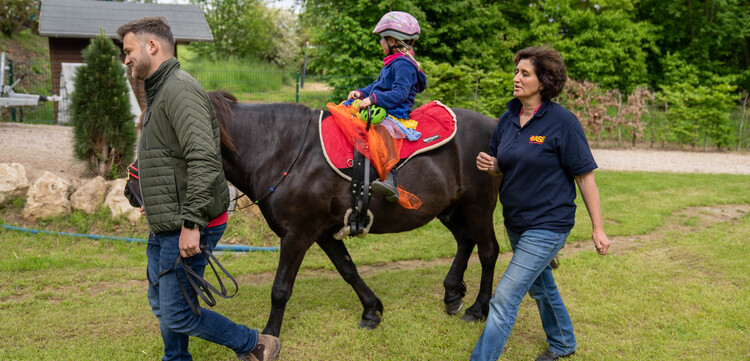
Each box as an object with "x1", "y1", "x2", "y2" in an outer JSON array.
[{"x1": 70, "y1": 29, "x2": 136, "y2": 179}]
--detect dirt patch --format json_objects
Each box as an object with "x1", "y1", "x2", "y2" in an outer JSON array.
[{"x1": 0, "y1": 122, "x2": 90, "y2": 186}]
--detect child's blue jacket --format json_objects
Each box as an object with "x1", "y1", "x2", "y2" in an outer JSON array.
[{"x1": 356, "y1": 56, "x2": 427, "y2": 119}]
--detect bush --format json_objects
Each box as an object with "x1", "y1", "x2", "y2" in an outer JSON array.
[{"x1": 69, "y1": 30, "x2": 136, "y2": 179}]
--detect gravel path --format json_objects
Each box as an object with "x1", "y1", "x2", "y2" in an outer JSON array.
[
  {"x1": 1, "y1": 122, "x2": 749, "y2": 184},
  {"x1": 591, "y1": 149, "x2": 750, "y2": 175}
]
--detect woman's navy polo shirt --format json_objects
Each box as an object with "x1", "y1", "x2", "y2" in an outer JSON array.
[{"x1": 488, "y1": 98, "x2": 597, "y2": 234}]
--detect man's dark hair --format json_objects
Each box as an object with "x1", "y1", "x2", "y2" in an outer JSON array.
[
  {"x1": 116, "y1": 16, "x2": 175, "y2": 53},
  {"x1": 514, "y1": 46, "x2": 567, "y2": 101}
]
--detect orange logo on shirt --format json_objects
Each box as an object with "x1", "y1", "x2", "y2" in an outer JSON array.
[{"x1": 529, "y1": 135, "x2": 546, "y2": 144}]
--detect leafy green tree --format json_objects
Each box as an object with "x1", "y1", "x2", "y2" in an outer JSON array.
[
  {"x1": 191, "y1": 0, "x2": 301, "y2": 67},
  {"x1": 70, "y1": 31, "x2": 136, "y2": 179},
  {"x1": 300, "y1": 0, "x2": 658, "y2": 93},
  {"x1": 421, "y1": 60, "x2": 513, "y2": 116},
  {"x1": 0, "y1": 0, "x2": 39, "y2": 37},
  {"x1": 658, "y1": 82, "x2": 737, "y2": 150},
  {"x1": 636, "y1": 0, "x2": 750, "y2": 90},
  {"x1": 519, "y1": 0, "x2": 658, "y2": 93}
]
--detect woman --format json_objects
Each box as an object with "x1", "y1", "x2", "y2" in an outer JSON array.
[{"x1": 472, "y1": 46, "x2": 610, "y2": 361}]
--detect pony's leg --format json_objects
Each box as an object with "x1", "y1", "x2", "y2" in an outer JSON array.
[
  {"x1": 317, "y1": 236, "x2": 384, "y2": 330},
  {"x1": 438, "y1": 209, "x2": 475, "y2": 315},
  {"x1": 440, "y1": 205, "x2": 499, "y2": 322},
  {"x1": 462, "y1": 204, "x2": 499, "y2": 322},
  {"x1": 262, "y1": 235, "x2": 311, "y2": 337}
]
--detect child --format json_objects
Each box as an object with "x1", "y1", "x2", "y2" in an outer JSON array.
[{"x1": 348, "y1": 11, "x2": 427, "y2": 202}]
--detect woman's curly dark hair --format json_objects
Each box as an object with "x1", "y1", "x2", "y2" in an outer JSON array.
[{"x1": 514, "y1": 46, "x2": 567, "y2": 101}]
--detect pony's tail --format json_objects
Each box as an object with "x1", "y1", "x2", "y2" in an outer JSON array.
[{"x1": 208, "y1": 90, "x2": 238, "y2": 154}]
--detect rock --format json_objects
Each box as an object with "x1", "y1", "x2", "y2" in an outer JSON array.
[
  {"x1": 70, "y1": 176, "x2": 108, "y2": 214},
  {"x1": 23, "y1": 171, "x2": 72, "y2": 220},
  {"x1": 0, "y1": 163, "x2": 30, "y2": 205},
  {"x1": 105, "y1": 178, "x2": 141, "y2": 224}
]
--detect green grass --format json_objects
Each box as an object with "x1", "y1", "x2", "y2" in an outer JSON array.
[
  {"x1": 0, "y1": 29, "x2": 48, "y2": 61},
  {"x1": 178, "y1": 45, "x2": 294, "y2": 96},
  {"x1": 1, "y1": 171, "x2": 749, "y2": 360}
]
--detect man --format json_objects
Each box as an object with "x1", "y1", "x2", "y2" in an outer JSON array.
[{"x1": 117, "y1": 17, "x2": 280, "y2": 361}]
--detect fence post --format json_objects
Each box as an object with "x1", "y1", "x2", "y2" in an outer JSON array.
[
  {"x1": 296, "y1": 71, "x2": 300, "y2": 103},
  {"x1": 301, "y1": 41, "x2": 308, "y2": 89},
  {"x1": 9, "y1": 58, "x2": 16, "y2": 122}
]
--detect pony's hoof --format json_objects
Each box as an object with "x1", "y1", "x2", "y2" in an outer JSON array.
[
  {"x1": 460, "y1": 312, "x2": 483, "y2": 323},
  {"x1": 358, "y1": 319, "x2": 380, "y2": 330},
  {"x1": 445, "y1": 299, "x2": 463, "y2": 315}
]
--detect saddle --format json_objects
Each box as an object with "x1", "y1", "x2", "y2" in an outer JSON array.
[{"x1": 320, "y1": 101, "x2": 457, "y2": 238}]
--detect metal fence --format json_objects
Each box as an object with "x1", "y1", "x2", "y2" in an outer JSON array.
[{"x1": 0, "y1": 61, "x2": 375, "y2": 124}]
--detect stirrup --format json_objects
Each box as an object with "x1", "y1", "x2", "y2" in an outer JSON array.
[{"x1": 371, "y1": 179, "x2": 398, "y2": 202}]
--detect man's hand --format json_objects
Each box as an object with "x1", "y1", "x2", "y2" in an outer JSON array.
[{"x1": 179, "y1": 226, "x2": 201, "y2": 258}]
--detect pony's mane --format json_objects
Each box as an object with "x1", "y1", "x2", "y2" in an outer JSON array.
[
  {"x1": 208, "y1": 91, "x2": 320, "y2": 154},
  {"x1": 208, "y1": 91, "x2": 238, "y2": 153}
]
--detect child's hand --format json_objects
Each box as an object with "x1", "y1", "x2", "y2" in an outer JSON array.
[
  {"x1": 359, "y1": 97, "x2": 372, "y2": 109},
  {"x1": 348, "y1": 91, "x2": 361, "y2": 100}
]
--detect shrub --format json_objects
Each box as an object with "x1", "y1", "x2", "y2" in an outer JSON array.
[{"x1": 69, "y1": 30, "x2": 136, "y2": 179}]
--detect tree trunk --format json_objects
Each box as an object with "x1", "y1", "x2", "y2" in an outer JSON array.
[
  {"x1": 99, "y1": 143, "x2": 109, "y2": 176},
  {"x1": 739, "y1": 92, "x2": 748, "y2": 151},
  {"x1": 650, "y1": 102, "x2": 655, "y2": 148},
  {"x1": 662, "y1": 101, "x2": 669, "y2": 148},
  {"x1": 616, "y1": 93, "x2": 623, "y2": 146}
]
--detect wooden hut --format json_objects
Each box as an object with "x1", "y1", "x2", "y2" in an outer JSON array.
[{"x1": 38, "y1": 0, "x2": 213, "y2": 113}]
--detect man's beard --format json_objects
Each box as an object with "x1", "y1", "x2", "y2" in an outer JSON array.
[{"x1": 130, "y1": 57, "x2": 151, "y2": 80}]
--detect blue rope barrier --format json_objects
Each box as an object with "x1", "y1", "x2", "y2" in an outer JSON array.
[{"x1": 1, "y1": 224, "x2": 279, "y2": 252}]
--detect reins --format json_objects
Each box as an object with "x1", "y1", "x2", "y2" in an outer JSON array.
[
  {"x1": 248, "y1": 110, "x2": 317, "y2": 205},
  {"x1": 157, "y1": 242, "x2": 239, "y2": 318}
]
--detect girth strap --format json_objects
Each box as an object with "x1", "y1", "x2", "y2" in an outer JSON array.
[{"x1": 348, "y1": 150, "x2": 372, "y2": 236}]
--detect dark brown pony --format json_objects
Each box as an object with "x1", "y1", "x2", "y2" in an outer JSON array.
[{"x1": 209, "y1": 91, "x2": 501, "y2": 337}]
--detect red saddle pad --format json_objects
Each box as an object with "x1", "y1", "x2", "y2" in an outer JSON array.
[{"x1": 320, "y1": 101, "x2": 457, "y2": 173}]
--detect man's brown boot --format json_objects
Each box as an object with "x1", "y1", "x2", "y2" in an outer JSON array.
[{"x1": 237, "y1": 334, "x2": 281, "y2": 361}]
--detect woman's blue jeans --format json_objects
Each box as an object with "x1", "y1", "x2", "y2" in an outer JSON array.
[
  {"x1": 147, "y1": 224, "x2": 258, "y2": 361},
  {"x1": 471, "y1": 229, "x2": 576, "y2": 361}
]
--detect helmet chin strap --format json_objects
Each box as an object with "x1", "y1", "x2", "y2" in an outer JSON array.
[{"x1": 388, "y1": 42, "x2": 406, "y2": 55}]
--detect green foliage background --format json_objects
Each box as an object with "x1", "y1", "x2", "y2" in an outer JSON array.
[
  {"x1": 295, "y1": 0, "x2": 749, "y2": 149},
  {"x1": 299, "y1": 0, "x2": 748, "y2": 93},
  {"x1": 69, "y1": 31, "x2": 136, "y2": 179},
  {"x1": 0, "y1": 0, "x2": 39, "y2": 37}
]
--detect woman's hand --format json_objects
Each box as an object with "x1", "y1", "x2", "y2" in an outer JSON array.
[
  {"x1": 476, "y1": 152, "x2": 502, "y2": 176},
  {"x1": 348, "y1": 91, "x2": 361, "y2": 100},
  {"x1": 592, "y1": 228, "x2": 610, "y2": 255},
  {"x1": 575, "y1": 172, "x2": 610, "y2": 255}
]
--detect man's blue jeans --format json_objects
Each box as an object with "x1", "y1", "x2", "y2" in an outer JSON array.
[
  {"x1": 147, "y1": 224, "x2": 258, "y2": 361},
  {"x1": 471, "y1": 229, "x2": 576, "y2": 361}
]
